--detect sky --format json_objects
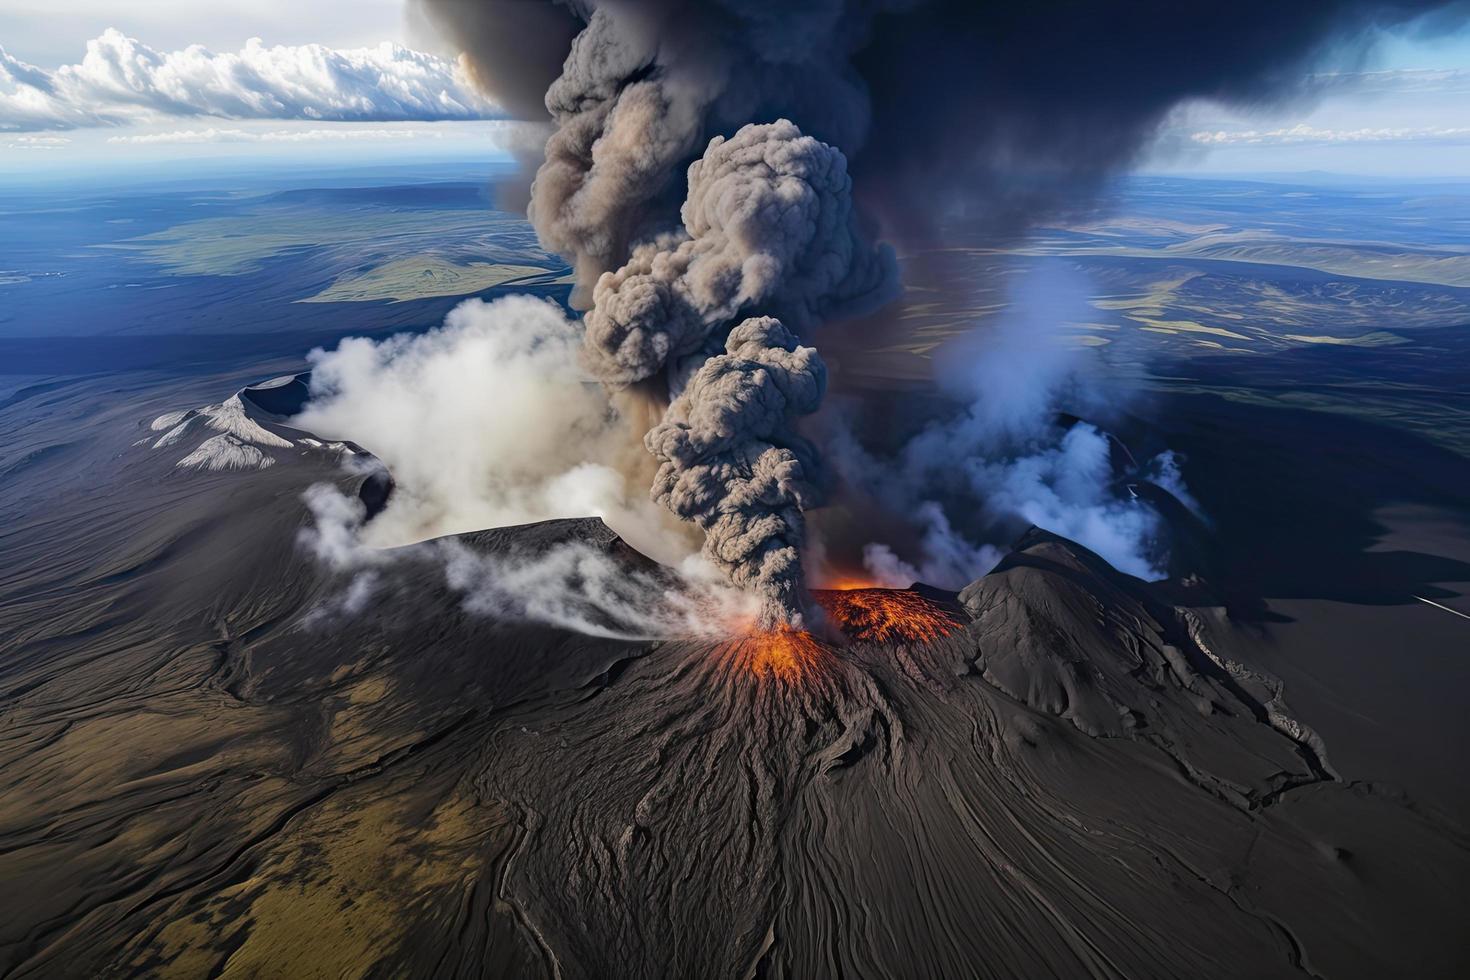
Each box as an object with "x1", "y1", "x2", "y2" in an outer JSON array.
[
  {"x1": 1, "y1": 2, "x2": 1468, "y2": 179},
  {"x1": 1149, "y1": 28, "x2": 1470, "y2": 177}
]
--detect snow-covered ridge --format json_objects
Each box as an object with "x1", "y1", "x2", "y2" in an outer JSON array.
[
  {"x1": 177, "y1": 434, "x2": 277, "y2": 472},
  {"x1": 199, "y1": 395, "x2": 294, "y2": 449},
  {"x1": 141, "y1": 373, "x2": 358, "y2": 473}
]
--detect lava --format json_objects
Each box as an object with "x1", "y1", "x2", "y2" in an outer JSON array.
[
  {"x1": 727, "y1": 589, "x2": 961, "y2": 681},
  {"x1": 821, "y1": 574, "x2": 882, "y2": 591},
  {"x1": 737, "y1": 626, "x2": 827, "y2": 680},
  {"x1": 814, "y1": 589, "x2": 963, "y2": 644}
]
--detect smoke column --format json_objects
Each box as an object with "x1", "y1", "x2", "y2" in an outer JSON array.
[
  {"x1": 581, "y1": 120, "x2": 892, "y2": 390},
  {"x1": 583, "y1": 119, "x2": 896, "y2": 625},
  {"x1": 419, "y1": 0, "x2": 1467, "y2": 624},
  {"x1": 646, "y1": 316, "x2": 827, "y2": 629}
]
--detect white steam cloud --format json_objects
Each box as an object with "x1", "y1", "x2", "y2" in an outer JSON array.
[
  {"x1": 298, "y1": 482, "x2": 754, "y2": 641},
  {"x1": 292, "y1": 295, "x2": 759, "y2": 638},
  {"x1": 830, "y1": 262, "x2": 1187, "y2": 588},
  {"x1": 295, "y1": 294, "x2": 687, "y2": 566}
]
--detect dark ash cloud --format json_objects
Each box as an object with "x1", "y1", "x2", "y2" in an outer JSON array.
[
  {"x1": 419, "y1": 0, "x2": 1467, "y2": 621},
  {"x1": 410, "y1": 0, "x2": 582, "y2": 120},
  {"x1": 647, "y1": 316, "x2": 828, "y2": 628}
]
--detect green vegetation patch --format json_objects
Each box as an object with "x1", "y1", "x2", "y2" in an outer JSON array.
[{"x1": 300, "y1": 256, "x2": 566, "y2": 303}]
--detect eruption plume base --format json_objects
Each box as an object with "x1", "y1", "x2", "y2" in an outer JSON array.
[
  {"x1": 724, "y1": 586, "x2": 965, "y2": 685},
  {"x1": 732, "y1": 626, "x2": 829, "y2": 681}
]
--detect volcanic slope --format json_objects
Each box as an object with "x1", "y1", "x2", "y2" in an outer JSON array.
[{"x1": 0, "y1": 382, "x2": 1466, "y2": 978}]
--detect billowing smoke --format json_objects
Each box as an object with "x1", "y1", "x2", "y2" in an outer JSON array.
[
  {"x1": 581, "y1": 119, "x2": 894, "y2": 624},
  {"x1": 582, "y1": 120, "x2": 894, "y2": 390},
  {"x1": 429, "y1": 0, "x2": 916, "y2": 627},
  {"x1": 819, "y1": 261, "x2": 1179, "y2": 588},
  {"x1": 293, "y1": 294, "x2": 761, "y2": 637},
  {"x1": 295, "y1": 294, "x2": 688, "y2": 566},
  {"x1": 411, "y1": 0, "x2": 1465, "y2": 622},
  {"x1": 647, "y1": 317, "x2": 827, "y2": 629}
]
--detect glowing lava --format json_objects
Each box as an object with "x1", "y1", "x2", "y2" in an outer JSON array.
[
  {"x1": 727, "y1": 589, "x2": 961, "y2": 681},
  {"x1": 739, "y1": 626, "x2": 826, "y2": 680},
  {"x1": 814, "y1": 589, "x2": 963, "y2": 644},
  {"x1": 822, "y1": 574, "x2": 881, "y2": 591}
]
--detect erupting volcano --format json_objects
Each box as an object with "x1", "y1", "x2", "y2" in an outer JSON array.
[
  {"x1": 734, "y1": 626, "x2": 830, "y2": 681},
  {"x1": 4, "y1": 0, "x2": 1468, "y2": 976}
]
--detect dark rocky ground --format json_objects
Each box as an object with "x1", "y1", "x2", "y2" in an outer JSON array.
[{"x1": 1, "y1": 363, "x2": 1466, "y2": 978}]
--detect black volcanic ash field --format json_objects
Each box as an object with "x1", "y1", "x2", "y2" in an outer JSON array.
[{"x1": 1, "y1": 371, "x2": 1466, "y2": 978}]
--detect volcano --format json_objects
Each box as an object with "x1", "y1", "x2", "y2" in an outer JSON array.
[{"x1": 0, "y1": 380, "x2": 1466, "y2": 979}]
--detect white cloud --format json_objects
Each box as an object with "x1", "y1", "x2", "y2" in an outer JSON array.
[
  {"x1": 1310, "y1": 67, "x2": 1470, "y2": 96},
  {"x1": 0, "y1": 28, "x2": 498, "y2": 132},
  {"x1": 1190, "y1": 123, "x2": 1470, "y2": 146},
  {"x1": 105, "y1": 126, "x2": 449, "y2": 144},
  {"x1": 4, "y1": 133, "x2": 71, "y2": 149}
]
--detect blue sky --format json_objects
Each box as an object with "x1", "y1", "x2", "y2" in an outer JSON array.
[
  {"x1": 1146, "y1": 26, "x2": 1470, "y2": 176},
  {"x1": 2, "y1": 3, "x2": 1468, "y2": 178}
]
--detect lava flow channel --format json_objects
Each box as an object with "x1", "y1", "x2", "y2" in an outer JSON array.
[
  {"x1": 737, "y1": 626, "x2": 828, "y2": 680},
  {"x1": 814, "y1": 588, "x2": 965, "y2": 644}
]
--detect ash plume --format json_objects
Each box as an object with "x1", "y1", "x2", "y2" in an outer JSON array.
[
  {"x1": 410, "y1": 0, "x2": 580, "y2": 120},
  {"x1": 415, "y1": 0, "x2": 1466, "y2": 622},
  {"x1": 647, "y1": 317, "x2": 827, "y2": 628},
  {"x1": 515, "y1": 3, "x2": 882, "y2": 295},
  {"x1": 581, "y1": 118, "x2": 892, "y2": 625},
  {"x1": 425, "y1": 0, "x2": 1466, "y2": 245},
  {"x1": 582, "y1": 119, "x2": 895, "y2": 390}
]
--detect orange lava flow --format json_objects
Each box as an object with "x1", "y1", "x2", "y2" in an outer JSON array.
[
  {"x1": 739, "y1": 626, "x2": 826, "y2": 680},
  {"x1": 821, "y1": 574, "x2": 880, "y2": 591},
  {"x1": 814, "y1": 589, "x2": 962, "y2": 644}
]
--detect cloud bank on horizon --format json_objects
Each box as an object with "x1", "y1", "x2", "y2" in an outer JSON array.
[
  {"x1": 4, "y1": 9, "x2": 1469, "y2": 172},
  {"x1": 1190, "y1": 123, "x2": 1470, "y2": 146},
  {"x1": 0, "y1": 28, "x2": 498, "y2": 132}
]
